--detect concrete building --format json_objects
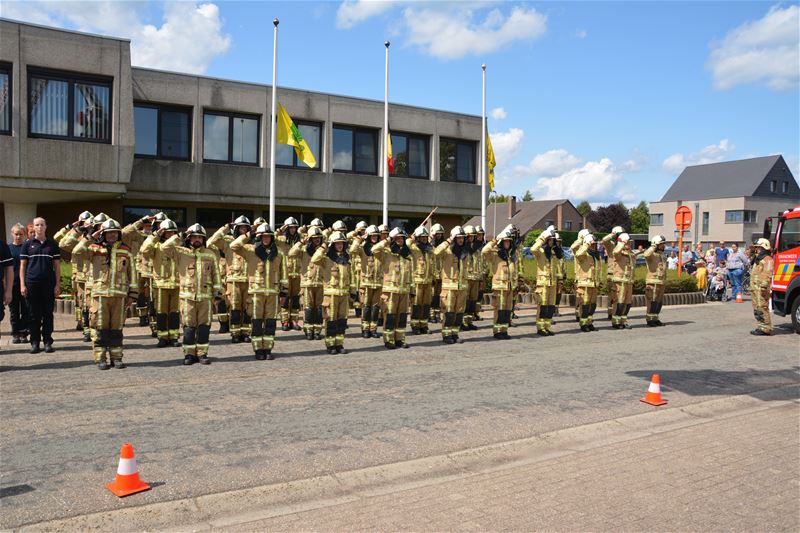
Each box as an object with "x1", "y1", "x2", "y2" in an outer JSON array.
[
  {"x1": 0, "y1": 19, "x2": 483, "y2": 236},
  {"x1": 466, "y1": 197, "x2": 587, "y2": 239},
  {"x1": 648, "y1": 155, "x2": 800, "y2": 247}
]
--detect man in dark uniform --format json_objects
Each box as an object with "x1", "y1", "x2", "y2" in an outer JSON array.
[{"x1": 19, "y1": 217, "x2": 61, "y2": 354}]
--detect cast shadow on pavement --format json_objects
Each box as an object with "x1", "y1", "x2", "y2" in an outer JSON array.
[{"x1": 626, "y1": 367, "x2": 800, "y2": 401}]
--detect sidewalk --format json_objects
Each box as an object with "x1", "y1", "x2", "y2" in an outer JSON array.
[{"x1": 221, "y1": 402, "x2": 799, "y2": 532}]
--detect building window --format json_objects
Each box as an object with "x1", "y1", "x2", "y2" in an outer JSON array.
[
  {"x1": 564, "y1": 220, "x2": 573, "y2": 230},
  {"x1": 650, "y1": 213, "x2": 664, "y2": 226},
  {"x1": 123, "y1": 206, "x2": 187, "y2": 227},
  {"x1": 332, "y1": 125, "x2": 378, "y2": 174},
  {"x1": 390, "y1": 132, "x2": 429, "y2": 178},
  {"x1": 702, "y1": 212, "x2": 709, "y2": 235},
  {"x1": 783, "y1": 181, "x2": 789, "y2": 194},
  {"x1": 134, "y1": 103, "x2": 191, "y2": 160},
  {"x1": 276, "y1": 120, "x2": 321, "y2": 170},
  {"x1": 439, "y1": 138, "x2": 476, "y2": 183},
  {"x1": 196, "y1": 208, "x2": 254, "y2": 230},
  {"x1": 28, "y1": 69, "x2": 112, "y2": 142},
  {"x1": 770, "y1": 180, "x2": 776, "y2": 192},
  {"x1": 725, "y1": 210, "x2": 757, "y2": 223},
  {"x1": 203, "y1": 111, "x2": 259, "y2": 165},
  {"x1": 0, "y1": 63, "x2": 10, "y2": 134}
]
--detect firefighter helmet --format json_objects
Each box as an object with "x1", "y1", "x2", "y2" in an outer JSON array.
[
  {"x1": 413, "y1": 226, "x2": 429, "y2": 238},
  {"x1": 329, "y1": 231, "x2": 347, "y2": 244},
  {"x1": 431, "y1": 223, "x2": 445, "y2": 235},
  {"x1": 450, "y1": 226, "x2": 466, "y2": 239},
  {"x1": 365, "y1": 225, "x2": 380, "y2": 236},
  {"x1": 355, "y1": 220, "x2": 368, "y2": 231},
  {"x1": 253, "y1": 217, "x2": 266, "y2": 226},
  {"x1": 78, "y1": 210, "x2": 93, "y2": 223},
  {"x1": 475, "y1": 225, "x2": 485, "y2": 235},
  {"x1": 378, "y1": 224, "x2": 389, "y2": 234},
  {"x1": 100, "y1": 219, "x2": 122, "y2": 234},
  {"x1": 332, "y1": 220, "x2": 347, "y2": 232},
  {"x1": 755, "y1": 237, "x2": 771, "y2": 250},
  {"x1": 159, "y1": 219, "x2": 178, "y2": 233},
  {"x1": 283, "y1": 217, "x2": 299, "y2": 227},
  {"x1": 651, "y1": 235, "x2": 666, "y2": 246},
  {"x1": 186, "y1": 223, "x2": 207, "y2": 237},
  {"x1": 578, "y1": 228, "x2": 590, "y2": 240},
  {"x1": 307, "y1": 226, "x2": 323, "y2": 239},
  {"x1": 464, "y1": 225, "x2": 476, "y2": 236},
  {"x1": 584, "y1": 234, "x2": 596, "y2": 245},
  {"x1": 255, "y1": 223, "x2": 274, "y2": 237},
  {"x1": 618, "y1": 232, "x2": 631, "y2": 243},
  {"x1": 309, "y1": 218, "x2": 324, "y2": 228},
  {"x1": 92, "y1": 213, "x2": 109, "y2": 226},
  {"x1": 389, "y1": 228, "x2": 407, "y2": 239},
  {"x1": 153, "y1": 212, "x2": 168, "y2": 223}
]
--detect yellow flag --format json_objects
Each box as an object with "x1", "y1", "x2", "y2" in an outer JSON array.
[
  {"x1": 487, "y1": 130, "x2": 496, "y2": 191},
  {"x1": 277, "y1": 103, "x2": 317, "y2": 168}
]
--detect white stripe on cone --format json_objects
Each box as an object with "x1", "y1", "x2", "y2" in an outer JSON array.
[
  {"x1": 648, "y1": 382, "x2": 660, "y2": 393},
  {"x1": 117, "y1": 458, "x2": 138, "y2": 476}
]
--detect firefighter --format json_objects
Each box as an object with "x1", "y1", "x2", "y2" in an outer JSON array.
[
  {"x1": 407, "y1": 226, "x2": 434, "y2": 335},
  {"x1": 378, "y1": 223, "x2": 390, "y2": 241},
  {"x1": 602, "y1": 226, "x2": 625, "y2": 320},
  {"x1": 372, "y1": 228, "x2": 413, "y2": 349},
  {"x1": 276, "y1": 217, "x2": 303, "y2": 331},
  {"x1": 473, "y1": 225, "x2": 487, "y2": 321},
  {"x1": 312, "y1": 231, "x2": 351, "y2": 354},
  {"x1": 481, "y1": 229, "x2": 518, "y2": 340},
  {"x1": 208, "y1": 216, "x2": 252, "y2": 343},
  {"x1": 289, "y1": 226, "x2": 325, "y2": 340},
  {"x1": 348, "y1": 221, "x2": 368, "y2": 319},
  {"x1": 349, "y1": 225, "x2": 384, "y2": 339},
  {"x1": 140, "y1": 219, "x2": 181, "y2": 347},
  {"x1": 643, "y1": 235, "x2": 668, "y2": 327},
  {"x1": 54, "y1": 210, "x2": 93, "y2": 332},
  {"x1": 570, "y1": 229, "x2": 591, "y2": 321},
  {"x1": 574, "y1": 234, "x2": 601, "y2": 332},
  {"x1": 434, "y1": 226, "x2": 470, "y2": 344},
  {"x1": 230, "y1": 223, "x2": 287, "y2": 359},
  {"x1": 122, "y1": 213, "x2": 165, "y2": 333},
  {"x1": 429, "y1": 223, "x2": 446, "y2": 324},
  {"x1": 750, "y1": 238, "x2": 774, "y2": 336},
  {"x1": 460, "y1": 225, "x2": 480, "y2": 331},
  {"x1": 162, "y1": 224, "x2": 222, "y2": 365},
  {"x1": 531, "y1": 228, "x2": 559, "y2": 336},
  {"x1": 554, "y1": 232, "x2": 567, "y2": 317},
  {"x1": 611, "y1": 232, "x2": 635, "y2": 329},
  {"x1": 74, "y1": 219, "x2": 138, "y2": 370}
]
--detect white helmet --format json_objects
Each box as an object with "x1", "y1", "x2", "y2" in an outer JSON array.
[
  {"x1": 464, "y1": 225, "x2": 476, "y2": 236},
  {"x1": 159, "y1": 219, "x2": 178, "y2": 233},
  {"x1": 255, "y1": 223, "x2": 274, "y2": 237},
  {"x1": 450, "y1": 226, "x2": 466, "y2": 239},
  {"x1": 578, "y1": 228, "x2": 590, "y2": 240},
  {"x1": 389, "y1": 227, "x2": 407, "y2": 239},
  {"x1": 378, "y1": 224, "x2": 389, "y2": 234},
  {"x1": 540, "y1": 229, "x2": 554, "y2": 240},
  {"x1": 475, "y1": 225, "x2": 485, "y2": 235},
  {"x1": 755, "y1": 238, "x2": 771, "y2": 250},
  {"x1": 309, "y1": 218, "x2": 324, "y2": 228},
  {"x1": 546, "y1": 225, "x2": 556, "y2": 233},
  {"x1": 332, "y1": 220, "x2": 347, "y2": 232},
  {"x1": 612, "y1": 225, "x2": 624, "y2": 235},
  {"x1": 355, "y1": 221, "x2": 368, "y2": 231},
  {"x1": 651, "y1": 235, "x2": 666, "y2": 246},
  {"x1": 618, "y1": 232, "x2": 631, "y2": 243},
  {"x1": 554, "y1": 232, "x2": 561, "y2": 241},
  {"x1": 365, "y1": 225, "x2": 380, "y2": 236},
  {"x1": 498, "y1": 229, "x2": 514, "y2": 241},
  {"x1": 584, "y1": 234, "x2": 596, "y2": 245},
  {"x1": 431, "y1": 223, "x2": 445, "y2": 235},
  {"x1": 329, "y1": 231, "x2": 347, "y2": 244},
  {"x1": 413, "y1": 226, "x2": 429, "y2": 238},
  {"x1": 283, "y1": 217, "x2": 299, "y2": 227}
]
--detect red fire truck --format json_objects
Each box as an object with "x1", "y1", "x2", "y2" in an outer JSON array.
[{"x1": 764, "y1": 206, "x2": 800, "y2": 334}]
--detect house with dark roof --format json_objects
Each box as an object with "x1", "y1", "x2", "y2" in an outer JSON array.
[
  {"x1": 465, "y1": 197, "x2": 587, "y2": 239},
  {"x1": 648, "y1": 155, "x2": 799, "y2": 246}
]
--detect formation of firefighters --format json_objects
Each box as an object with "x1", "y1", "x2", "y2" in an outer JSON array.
[{"x1": 51, "y1": 210, "x2": 734, "y2": 370}]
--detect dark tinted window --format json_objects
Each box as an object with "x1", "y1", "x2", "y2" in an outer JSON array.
[
  {"x1": 203, "y1": 111, "x2": 260, "y2": 165},
  {"x1": 440, "y1": 138, "x2": 476, "y2": 183},
  {"x1": 196, "y1": 208, "x2": 255, "y2": 230},
  {"x1": 276, "y1": 121, "x2": 321, "y2": 170},
  {"x1": 0, "y1": 64, "x2": 10, "y2": 134},
  {"x1": 333, "y1": 125, "x2": 378, "y2": 175},
  {"x1": 390, "y1": 132, "x2": 429, "y2": 178},
  {"x1": 122, "y1": 206, "x2": 187, "y2": 227}
]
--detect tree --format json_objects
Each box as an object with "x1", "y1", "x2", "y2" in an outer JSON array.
[
  {"x1": 521, "y1": 190, "x2": 534, "y2": 202},
  {"x1": 587, "y1": 203, "x2": 632, "y2": 233},
  {"x1": 629, "y1": 201, "x2": 650, "y2": 234},
  {"x1": 576, "y1": 201, "x2": 592, "y2": 218},
  {"x1": 488, "y1": 194, "x2": 510, "y2": 204}
]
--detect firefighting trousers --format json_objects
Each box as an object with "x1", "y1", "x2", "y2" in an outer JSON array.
[
  {"x1": 303, "y1": 286, "x2": 324, "y2": 335},
  {"x1": 382, "y1": 292, "x2": 409, "y2": 345},
  {"x1": 463, "y1": 280, "x2": 481, "y2": 326},
  {"x1": 227, "y1": 281, "x2": 251, "y2": 336},
  {"x1": 181, "y1": 299, "x2": 212, "y2": 357},
  {"x1": 136, "y1": 276, "x2": 151, "y2": 317},
  {"x1": 359, "y1": 286, "x2": 382, "y2": 332},
  {"x1": 612, "y1": 282, "x2": 633, "y2": 326},
  {"x1": 155, "y1": 287, "x2": 181, "y2": 340},
  {"x1": 644, "y1": 283, "x2": 665, "y2": 322},
  {"x1": 411, "y1": 283, "x2": 432, "y2": 329},
  {"x1": 606, "y1": 276, "x2": 618, "y2": 318},
  {"x1": 576, "y1": 286, "x2": 598, "y2": 327},
  {"x1": 322, "y1": 294, "x2": 348, "y2": 348},
  {"x1": 492, "y1": 289, "x2": 513, "y2": 334},
  {"x1": 535, "y1": 283, "x2": 556, "y2": 332},
  {"x1": 751, "y1": 285, "x2": 773, "y2": 333},
  {"x1": 440, "y1": 288, "x2": 467, "y2": 339},
  {"x1": 90, "y1": 295, "x2": 127, "y2": 362},
  {"x1": 430, "y1": 279, "x2": 443, "y2": 319},
  {"x1": 280, "y1": 276, "x2": 301, "y2": 324},
  {"x1": 72, "y1": 279, "x2": 85, "y2": 324},
  {"x1": 251, "y1": 293, "x2": 280, "y2": 351}
]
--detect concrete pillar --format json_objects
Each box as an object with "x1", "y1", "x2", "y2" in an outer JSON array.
[{"x1": 3, "y1": 202, "x2": 37, "y2": 240}]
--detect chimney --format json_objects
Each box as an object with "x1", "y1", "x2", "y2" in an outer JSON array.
[
  {"x1": 556, "y1": 203, "x2": 564, "y2": 229},
  {"x1": 508, "y1": 195, "x2": 516, "y2": 220}
]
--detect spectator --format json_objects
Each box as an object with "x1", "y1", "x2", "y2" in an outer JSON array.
[
  {"x1": 19, "y1": 217, "x2": 61, "y2": 354},
  {"x1": 667, "y1": 251, "x2": 678, "y2": 270},
  {"x1": 681, "y1": 244, "x2": 694, "y2": 264},
  {"x1": 8, "y1": 223, "x2": 30, "y2": 344},
  {"x1": 695, "y1": 243, "x2": 704, "y2": 260},
  {"x1": 726, "y1": 243, "x2": 749, "y2": 301},
  {"x1": 693, "y1": 260, "x2": 708, "y2": 291},
  {"x1": 715, "y1": 240, "x2": 729, "y2": 264},
  {"x1": 710, "y1": 273, "x2": 726, "y2": 301},
  {"x1": 1, "y1": 239, "x2": 13, "y2": 345},
  {"x1": 704, "y1": 248, "x2": 716, "y2": 268}
]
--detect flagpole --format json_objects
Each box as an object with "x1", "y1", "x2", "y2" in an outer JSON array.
[
  {"x1": 269, "y1": 18, "x2": 279, "y2": 229},
  {"x1": 383, "y1": 41, "x2": 390, "y2": 227},
  {"x1": 481, "y1": 64, "x2": 487, "y2": 230}
]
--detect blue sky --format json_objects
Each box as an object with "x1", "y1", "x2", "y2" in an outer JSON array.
[{"x1": 4, "y1": 1, "x2": 799, "y2": 205}]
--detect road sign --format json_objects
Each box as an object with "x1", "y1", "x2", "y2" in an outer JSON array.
[{"x1": 675, "y1": 206, "x2": 692, "y2": 230}]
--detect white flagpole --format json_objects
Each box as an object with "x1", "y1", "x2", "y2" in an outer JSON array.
[
  {"x1": 269, "y1": 18, "x2": 279, "y2": 229},
  {"x1": 383, "y1": 41, "x2": 390, "y2": 226},
  {"x1": 481, "y1": 64, "x2": 487, "y2": 230}
]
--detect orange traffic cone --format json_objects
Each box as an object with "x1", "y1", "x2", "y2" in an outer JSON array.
[
  {"x1": 735, "y1": 292, "x2": 743, "y2": 303},
  {"x1": 640, "y1": 374, "x2": 668, "y2": 406},
  {"x1": 107, "y1": 443, "x2": 151, "y2": 497}
]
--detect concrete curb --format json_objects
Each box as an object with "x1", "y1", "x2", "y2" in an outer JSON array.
[{"x1": 20, "y1": 385, "x2": 799, "y2": 532}]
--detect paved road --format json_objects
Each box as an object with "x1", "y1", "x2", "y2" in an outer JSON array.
[{"x1": 1, "y1": 301, "x2": 797, "y2": 529}]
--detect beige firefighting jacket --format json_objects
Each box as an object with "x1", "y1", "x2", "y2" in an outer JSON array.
[
  {"x1": 161, "y1": 235, "x2": 222, "y2": 301},
  {"x1": 289, "y1": 241, "x2": 324, "y2": 288},
  {"x1": 349, "y1": 237, "x2": 383, "y2": 289},
  {"x1": 230, "y1": 234, "x2": 287, "y2": 294},
  {"x1": 73, "y1": 239, "x2": 138, "y2": 298},
  {"x1": 140, "y1": 234, "x2": 179, "y2": 289},
  {"x1": 481, "y1": 240, "x2": 518, "y2": 291},
  {"x1": 57, "y1": 227, "x2": 90, "y2": 283},
  {"x1": 612, "y1": 241, "x2": 635, "y2": 284},
  {"x1": 311, "y1": 245, "x2": 350, "y2": 296},
  {"x1": 434, "y1": 241, "x2": 469, "y2": 291},
  {"x1": 407, "y1": 238, "x2": 434, "y2": 285},
  {"x1": 643, "y1": 245, "x2": 667, "y2": 285},
  {"x1": 530, "y1": 238, "x2": 557, "y2": 288},
  {"x1": 208, "y1": 225, "x2": 248, "y2": 283},
  {"x1": 371, "y1": 240, "x2": 413, "y2": 294},
  {"x1": 574, "y1": 243, "x2": 602, "y2": 288}
]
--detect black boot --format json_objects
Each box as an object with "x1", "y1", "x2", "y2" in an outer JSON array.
[
  {"x1": 98, "y1": 361, "x2": 109, "y2": 370},
  {"x1": 255, "y1": 349, "x2": 265, "y2": 360},
  {"x1": 157, "y1": 338, "x2": 169, "y2": 348},
  {"x1": 362, "y1": 330, "x2": 371, "y2": 338},
  {"x1": 218, "y1": 322, "x2": 230, "y2": 334},
  {"x1": 83, "y1": 332, "x2": 92, "y2": 342},
  {"x1": 199, "y1": 355, "x2": 211, "y2": 364},
  {"x1": 266, "y1": 349, "x2": 274, "y2": 360},
  {"x1": 139, "y1": 316, "x2": 149, "y2": 327},
  {"x1": 30, "y1": 343, "x2": 41, "y2": 354},
  {"x1": 281, "y1": 322, "x2": 290, "y2": 332},
  {"x1": 183, "y1": 355, "x2": 195, "y2": 365},
  {"x1": 385, "y1": 342, "x2": 396, "y2": 349},
  {"x1": 170, "y1": 339, "x2": 182, "y2": 347}
]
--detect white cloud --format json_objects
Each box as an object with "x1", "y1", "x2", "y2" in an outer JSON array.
[
  {"x1": 708, "y1": 5, "x2": 800, "y2": 91},
  {"x1": 574, "y1": 29, "x2": 587, "y2": 39},
  {"x1": 2, "y1": 1, "x2": 231, "y2": 74},
  {"x1": 662, "y1": 139, "x2": 735, "y2": 174},
  {"x1": 490, "y1": 107, "x2": 507, "y2": 120},
  {"x1": 531, "y1": 158, "x2": 626, "y2": 202},
  {"x1": 336, "y1": 0, "x2": 396, "y2": 29},
  {"x1": 403, "y1": 5, "x2": 546, "y2": 60},
  {"x1": 489, "y1": 128, "x2": 524, "y2": 162},
  {"x1": 514, "y1": 149, "x2": 582, "y2": 177}
]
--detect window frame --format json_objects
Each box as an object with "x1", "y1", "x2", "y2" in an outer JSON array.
[
  {"x1": 439, "y1": 137, "x2": 477, "y2": 184},
  {"x1": 650, "y1": 213, "x2": 664, "y2": 226},
  {"x1": 202, "y1": 110, "x2": 261, "y2": 166},
  {"x1": 133, "y1": 102, "x2": 193, "y2": 161},
  {"x1": 275, "y1": 118, "x2": 322, "y2": 171},
  {"x1": 770, "y1": 180, "x2": 776, "y2": 193},
  {"x1": 27, "y1": 67, "x2": 113, "y2": 144},
  {"x1": 782, "y1": 181, "x2": 789, "y2": 194},
  {"x1": 332, "y1": 124, "x2": 379, "y2": 175},
  {"x1": 702, "y1": 211, "x2": 709, "y2": 235},
  {"x1": 389, "y1": 130, "x2": 430, "y2": 179},
  {"x1": 0, "y1": 62, "x2": 11, "y2": 135},
  {"x1": 725, "y1": 210, "x2": 758, "y2": 224}
]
